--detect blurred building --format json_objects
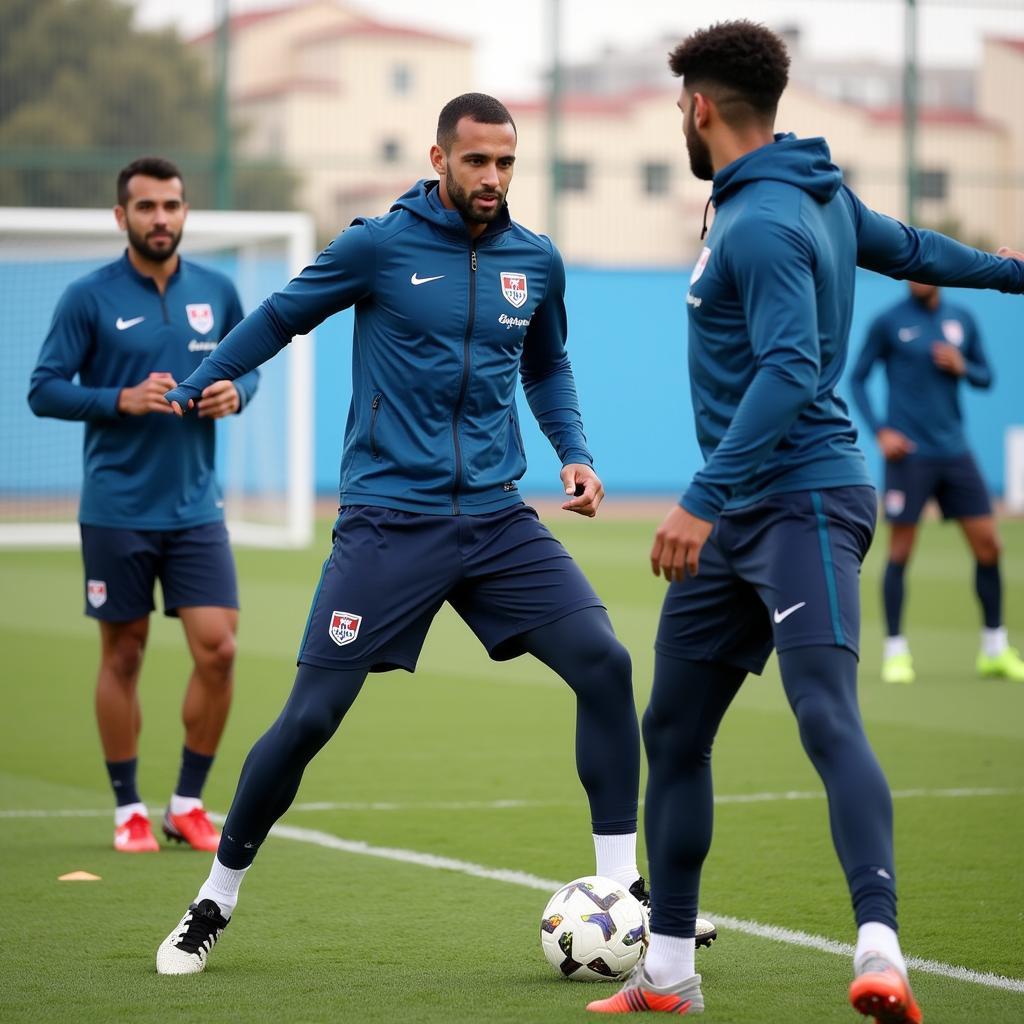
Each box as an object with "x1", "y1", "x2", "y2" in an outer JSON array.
[{"x1": 197, "y1": 7, "x2": 1024, "y2": 264}]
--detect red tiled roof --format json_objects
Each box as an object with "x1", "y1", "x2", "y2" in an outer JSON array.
[
  {"x1": 987, "y1": 36, "x2": 1024, "y2": 54},
  {"x1": 191, "y1": 1, "x2": 321, "y2": 45},
  {"x1": 863, "y1": 106, "x2": 998, "y2": 129},
  {"x1": 295, "y1": 18, "x2": 468, "y2": 47}
]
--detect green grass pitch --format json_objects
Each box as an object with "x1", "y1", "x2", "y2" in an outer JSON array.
[{"x1": 1, "y1": 509, "x2": 1022, "y2": 1022}]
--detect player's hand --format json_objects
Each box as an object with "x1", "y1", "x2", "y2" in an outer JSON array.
[
  {"x1": 996, "y1": 246, "x2": 1024, "y2": 261},
  {"x1": 560, "y1": 464, "x2": 604, "y2": 517},
  {"x1": 197, "y1": 379, "x2": 241, "y2": 419},
  {"x1": 931, "y1": 342, "x2": 965, "y2": 377},
  {"x1": 877, "y1": 427, "x2": 916, "y2": 461},
  {"x1": 650, "y1": 504, "x2": 713, "y2": 582},
  {"x1": 117, "y1": 372, "x2": 178, "y2": 415}
]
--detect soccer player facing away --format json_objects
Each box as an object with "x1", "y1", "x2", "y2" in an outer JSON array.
[
  {"x1": 587, "y1": 21, "x2": 1024, "y2": 1022},
  {"x1": 155, "y1": 93, "x2": 649, "y2": 974},
  {"x1": 28, "y1": 157, "x2": 259, "y2": 854},
  {"x1": 851, "y1": 282, "x2": 1024, "y2": 685}
]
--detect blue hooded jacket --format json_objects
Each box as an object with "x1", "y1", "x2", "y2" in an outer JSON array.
[
  {"x1": 166, "y1": 180, "x2": 592, "y2": 515},
  {"x1": 682, "y1": 133, "x2": 1024, "y2": 520}
]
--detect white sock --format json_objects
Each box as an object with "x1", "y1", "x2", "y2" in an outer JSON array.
[
  {"x1": 644, "y1": 932, "x2": 696, "y2": 988},
  {"x1": 114, "y1": 801, "x2": 148, "y2": 827},
  {"x1": 196, "y1": 857, "x2": 249, "y2": 920},
  {"x1": 982, "y1": 626, "x2": 1008, "y2": 658},
  {"x1": 884, "y1": 635, "x2": 909, "y2": 660},
  {"x1": 593, "y1": 832, "x2": 639, "y2": 887},
  {"x1": 170, "y1": 794, "x2": 204, "y2": 815},
  {"x1": 855, "y1": 922, "x2": 907, "y2": 977}
]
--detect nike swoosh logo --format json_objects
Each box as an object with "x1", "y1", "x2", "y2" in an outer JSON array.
[
  {"x1": 115, "y1": 316, "x2": 145, "y2": 330},
  {"x1": 773, "y1": 601, "x2": 806, "y2": 624},
  {"x1": 410, "y1": 273, "x2": 445, "y2": 286}
]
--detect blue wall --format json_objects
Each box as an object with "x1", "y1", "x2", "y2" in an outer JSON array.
[{"x1": 313, "y1": 266, "x2": 1023, "y2": 499}]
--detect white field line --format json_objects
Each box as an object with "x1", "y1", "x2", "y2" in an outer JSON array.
[{"x1": 3, "y1": 795, "x2": 1023, "y2": 995}]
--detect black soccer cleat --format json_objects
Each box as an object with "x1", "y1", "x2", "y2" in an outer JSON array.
[{"x1": 630, "y1": 876, "x2": 718, "y2": 949}]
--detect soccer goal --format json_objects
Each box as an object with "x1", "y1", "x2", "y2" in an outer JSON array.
[{"x1": 0, "y1": 206, "x2": 316, "y2": 548}]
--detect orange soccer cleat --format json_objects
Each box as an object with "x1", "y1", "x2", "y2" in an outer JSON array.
[
  {"x1": 587, "y1": 970, "x2": 703, "y2": 1015},
  {"x1": 114, "y1": 812, "x2": 160, "y2": 853},
  {"x1": 849, "y1": 953, "x2": 923, "y2": 1024},
  {"x1": 162, "y1": 805, "x2": 221, "y2": 852}
]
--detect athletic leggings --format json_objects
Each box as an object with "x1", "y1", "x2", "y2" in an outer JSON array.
[
  {"x1": 643, "y1": 645, "x2": 897, "y2": 937},
  {"x1": 217, "y1": 605, "x2": 639, "y2": 869}
]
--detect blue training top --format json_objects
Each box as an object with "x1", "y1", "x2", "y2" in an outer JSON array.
[
  {"x1": 165, "y1": 180, "x2": 592, "y2": 515},
  {"x1": 28, "y1": 252, "x2": 259, "y2": 530},
  {"x1": 849, "y1": 294, "x2": 992, "y2": 457},
  {"x1": 682, "y1": 133, "x2": 1023, "y2": 521}
]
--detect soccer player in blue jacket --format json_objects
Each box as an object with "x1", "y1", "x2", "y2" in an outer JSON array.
[
  {"x1": 156, "y1": 94, "x2": 652, "y2": 974},
  {"x1": 28, "y1": 157, "x2": 260, "y2": 855},
  {"x1": 587, "y1": 22, "x2": 1024, "y2": 1022},
  {"x1": 851, "y1": 282, "x2": 1024, "y2": 685}
]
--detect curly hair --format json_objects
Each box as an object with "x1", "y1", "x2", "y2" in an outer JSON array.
[{"x1": 668, "y1": 21, "x2": 790, "y2": 122}]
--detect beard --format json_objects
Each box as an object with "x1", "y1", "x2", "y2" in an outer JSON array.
[
  {"x1": 126, "y1": 222, "x2": 182, "y2": 262},
  {"x1": 444, "y1": 169, "x2": 505, "y2": 225},
  {"x1": 685, "y1": 107, "x2": 715, "y2": 181}
]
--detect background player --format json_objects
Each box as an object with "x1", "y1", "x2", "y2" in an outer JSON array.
[
  {"x1": 850, "y1": 281, "x2": 1024, "y2": 684},
  {"x1": 155, "y1": 94, "x2": 649, "y2": 976},
  {"x1": 586, "y1": 21, "x2": 1024, "y2": 1023},
  {"x1": 28, "y1": 157, "x2": 259, "y2": 854}
]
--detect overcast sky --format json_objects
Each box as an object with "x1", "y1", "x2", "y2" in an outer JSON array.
[{"x1": 134, "y1": 0, "x2": 1024, "y2": 99}]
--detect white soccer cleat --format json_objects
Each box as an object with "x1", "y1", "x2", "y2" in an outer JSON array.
[{"x1": 156, "y1": 899, "x2": 229, "y2": 975}]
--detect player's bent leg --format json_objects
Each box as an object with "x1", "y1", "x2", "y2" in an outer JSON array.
[{"x1": 156, "y1": 663, "x2": 368, "y2": 975}]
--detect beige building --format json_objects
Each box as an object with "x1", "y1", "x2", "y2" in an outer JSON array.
[{"x1": 198, "y1": 8, "x2": 1024, "y2": 265}]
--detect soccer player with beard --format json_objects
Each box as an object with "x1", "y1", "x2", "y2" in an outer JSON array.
[
  {"x1": 585, "y1": 21, "x2": 1024, "y2": 1022},
  {"x1": 155, "y1": 93, "x2": 671, "y2": 975},
  {"x1": 29, "y1": 157, "x2": 259, "y2": 855}
]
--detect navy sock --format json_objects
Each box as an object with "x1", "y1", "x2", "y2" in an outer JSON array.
[
  {"x1": 106, "y1": 757, "x2": 141, "y2": 807},
  {"x1": 975, "y1": 561, "x2": 1002, "y2": 629},
  {"x1": 217, "y1": 663, "x2": 367, "y2": 870},
  {"x1": 175, "y1": 746, "x2": 215, "y2": 799},
  {"x1": 522, "y1": 607, "x2": 639, "y2": 835},
  {"x1": 642, "y1": 652, "x2": 745, "y2": 937},
  {"x1": 882, "y1": 560, "x2": 906, "y2": 637},
  {"x1": 778, "y1": 645, "x2": 897, "y2": 929}
]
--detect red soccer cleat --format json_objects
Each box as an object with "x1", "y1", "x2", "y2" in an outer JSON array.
[
  {"x1": 163, "y1": 805, "x2": 220, "y2": 852},
  {"x1": 849, "y1": 954, "x2": 923, "y2": 1024},
  {"x1": 587, "y1": 971, "x2": 703, "y2": 1015},
  {"x1": 114, "y1": 812, "x2": 160, "y2": 853}
]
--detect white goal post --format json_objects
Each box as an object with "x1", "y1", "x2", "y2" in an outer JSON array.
[{"x1": 0, "y1": 206, "x2": 316, "y2": 548}]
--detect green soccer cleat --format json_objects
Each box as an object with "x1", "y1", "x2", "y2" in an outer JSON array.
[
  {"x1": 976, "y1": 646, "x2": 1024, "y2": 681},
  {"x1": 881, "y1": 652, "x2": 915, "y2": 685}
]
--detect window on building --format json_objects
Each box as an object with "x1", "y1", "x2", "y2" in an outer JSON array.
[
  {"x1": 557, "y1": 160, "x2": 589, "y2": 193},
  {"x1": 381, "y1": 138, "x2": 402, "y2": 164},
  {"x1": 642, "y1": 162, "x2": 670, "y2": 196},
  {"x1": 392, "y1": 63, "x2": 413, "y2": 94},
  {"x1": 916, "y1": 168, "x2": 948, "y2": 201}
]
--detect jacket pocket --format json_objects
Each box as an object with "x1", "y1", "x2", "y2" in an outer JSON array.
[
  {"x1": 370, "y1": 392, "x2": 384, "y2": 461},
  {"x1": 510, "y1": 411, "x2": 526, "y2": 458}
]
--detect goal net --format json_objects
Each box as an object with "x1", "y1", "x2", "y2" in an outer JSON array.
[{"x1": 0, "y1": 207, "x2": 315, "y2": 548}]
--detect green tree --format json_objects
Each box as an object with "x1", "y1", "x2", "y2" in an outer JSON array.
[{"x1": 0, "y1": 0, "x2": 296, "y2": 210}]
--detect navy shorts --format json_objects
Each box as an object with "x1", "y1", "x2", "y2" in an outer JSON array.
[
  {"x1": 80, "y1": 521, "x2": 238, "y2": 622},
  {"x1": 656, "y1": 486, "x2": 877, "y2": 674},
  {"x1": 297, "y1": 503, "x2": 605, "y2": 671},
  {"x1": 883, "y1": 452, "x2": 991, "y2": 524}
]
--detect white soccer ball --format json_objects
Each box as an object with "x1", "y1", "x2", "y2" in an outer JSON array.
[{"x1": 540, "y1": 875, "x2": 649, "y2": 982}]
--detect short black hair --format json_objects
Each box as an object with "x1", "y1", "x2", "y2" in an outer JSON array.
[
  {"x1": 668, "y1": 21, "x2": 790, "y2": 125},
  {"x1": 436, "y1": 93, "x2": 516, "y2": 152},
  {"x1": 116, "y1": 156, "x2": 184, "y2": 206}
]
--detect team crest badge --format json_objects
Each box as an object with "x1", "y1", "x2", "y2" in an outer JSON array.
[
  {"x1": 885, "y1": 490, "x2": 906, "y2": 517},
  {"x1": 500, "y1": 272, "x2": 528, "y2": 309},
  {"x1": 941, "y1": 319, "x2": 964, "y2": 347},
  {"x1": 689, "y1": 246, "x2": 712, "y2": 285},
  {"x1": 186, "y1": 303, "x2": 214, "y2": 335},
  {"x1": 328, "y1": 610, "x2": 362, "y2": 647},
  {"x1": 87, "y1": 579, "x2": 107, "y2": 609}
]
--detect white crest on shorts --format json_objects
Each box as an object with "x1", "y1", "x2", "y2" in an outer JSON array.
[
  {"x1": 328, "y1": 610, "x2": 362, "y2": 647},
  {"x1": 186, "y1": 303, "x2": 214, "y2": 335},
  {"x1": 941, "y1": 319, "x2": 964, "y2": 347},
  {"x1": 689, "y1": 246, "x2": 712, "y2": 285},
  {"x1": 87, "y1": 579, "x2": 107, "y2": 609},
  {"x1": 885, "y1": 490, "x2": 906, "y2": 516}
]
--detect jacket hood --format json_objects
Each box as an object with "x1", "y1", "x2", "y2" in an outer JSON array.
[
  {"x1": 389, "y1": 178, "x2": 512, "y2": 238},
  {"x1": 711, "y1": 134, "x2": 843, "y2": 206}
]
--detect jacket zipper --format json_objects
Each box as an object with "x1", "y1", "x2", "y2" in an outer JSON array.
[
  {"x1": 370, "y1": 392, "x2": 383, "y2": 460},
  {"x1": 451, "y1": 247, "x2": 477, "y2": 514}
]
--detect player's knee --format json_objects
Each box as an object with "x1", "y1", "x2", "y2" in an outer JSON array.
[
  {"x1": 975, "y1": 535, "x2": 1001, "y2": 564},
  {"x1": 104, "y1": 635, "x2": 146, "y2": 683},
  {"x1": 280, "y1": 701, "x2": 338, "y2": 755},
  {"x1": 793, "y1": 693, "x2": 847, "y2": 761},
  {"x1": 196, "y1": 631, "x2": 237, "y2": 681}
]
